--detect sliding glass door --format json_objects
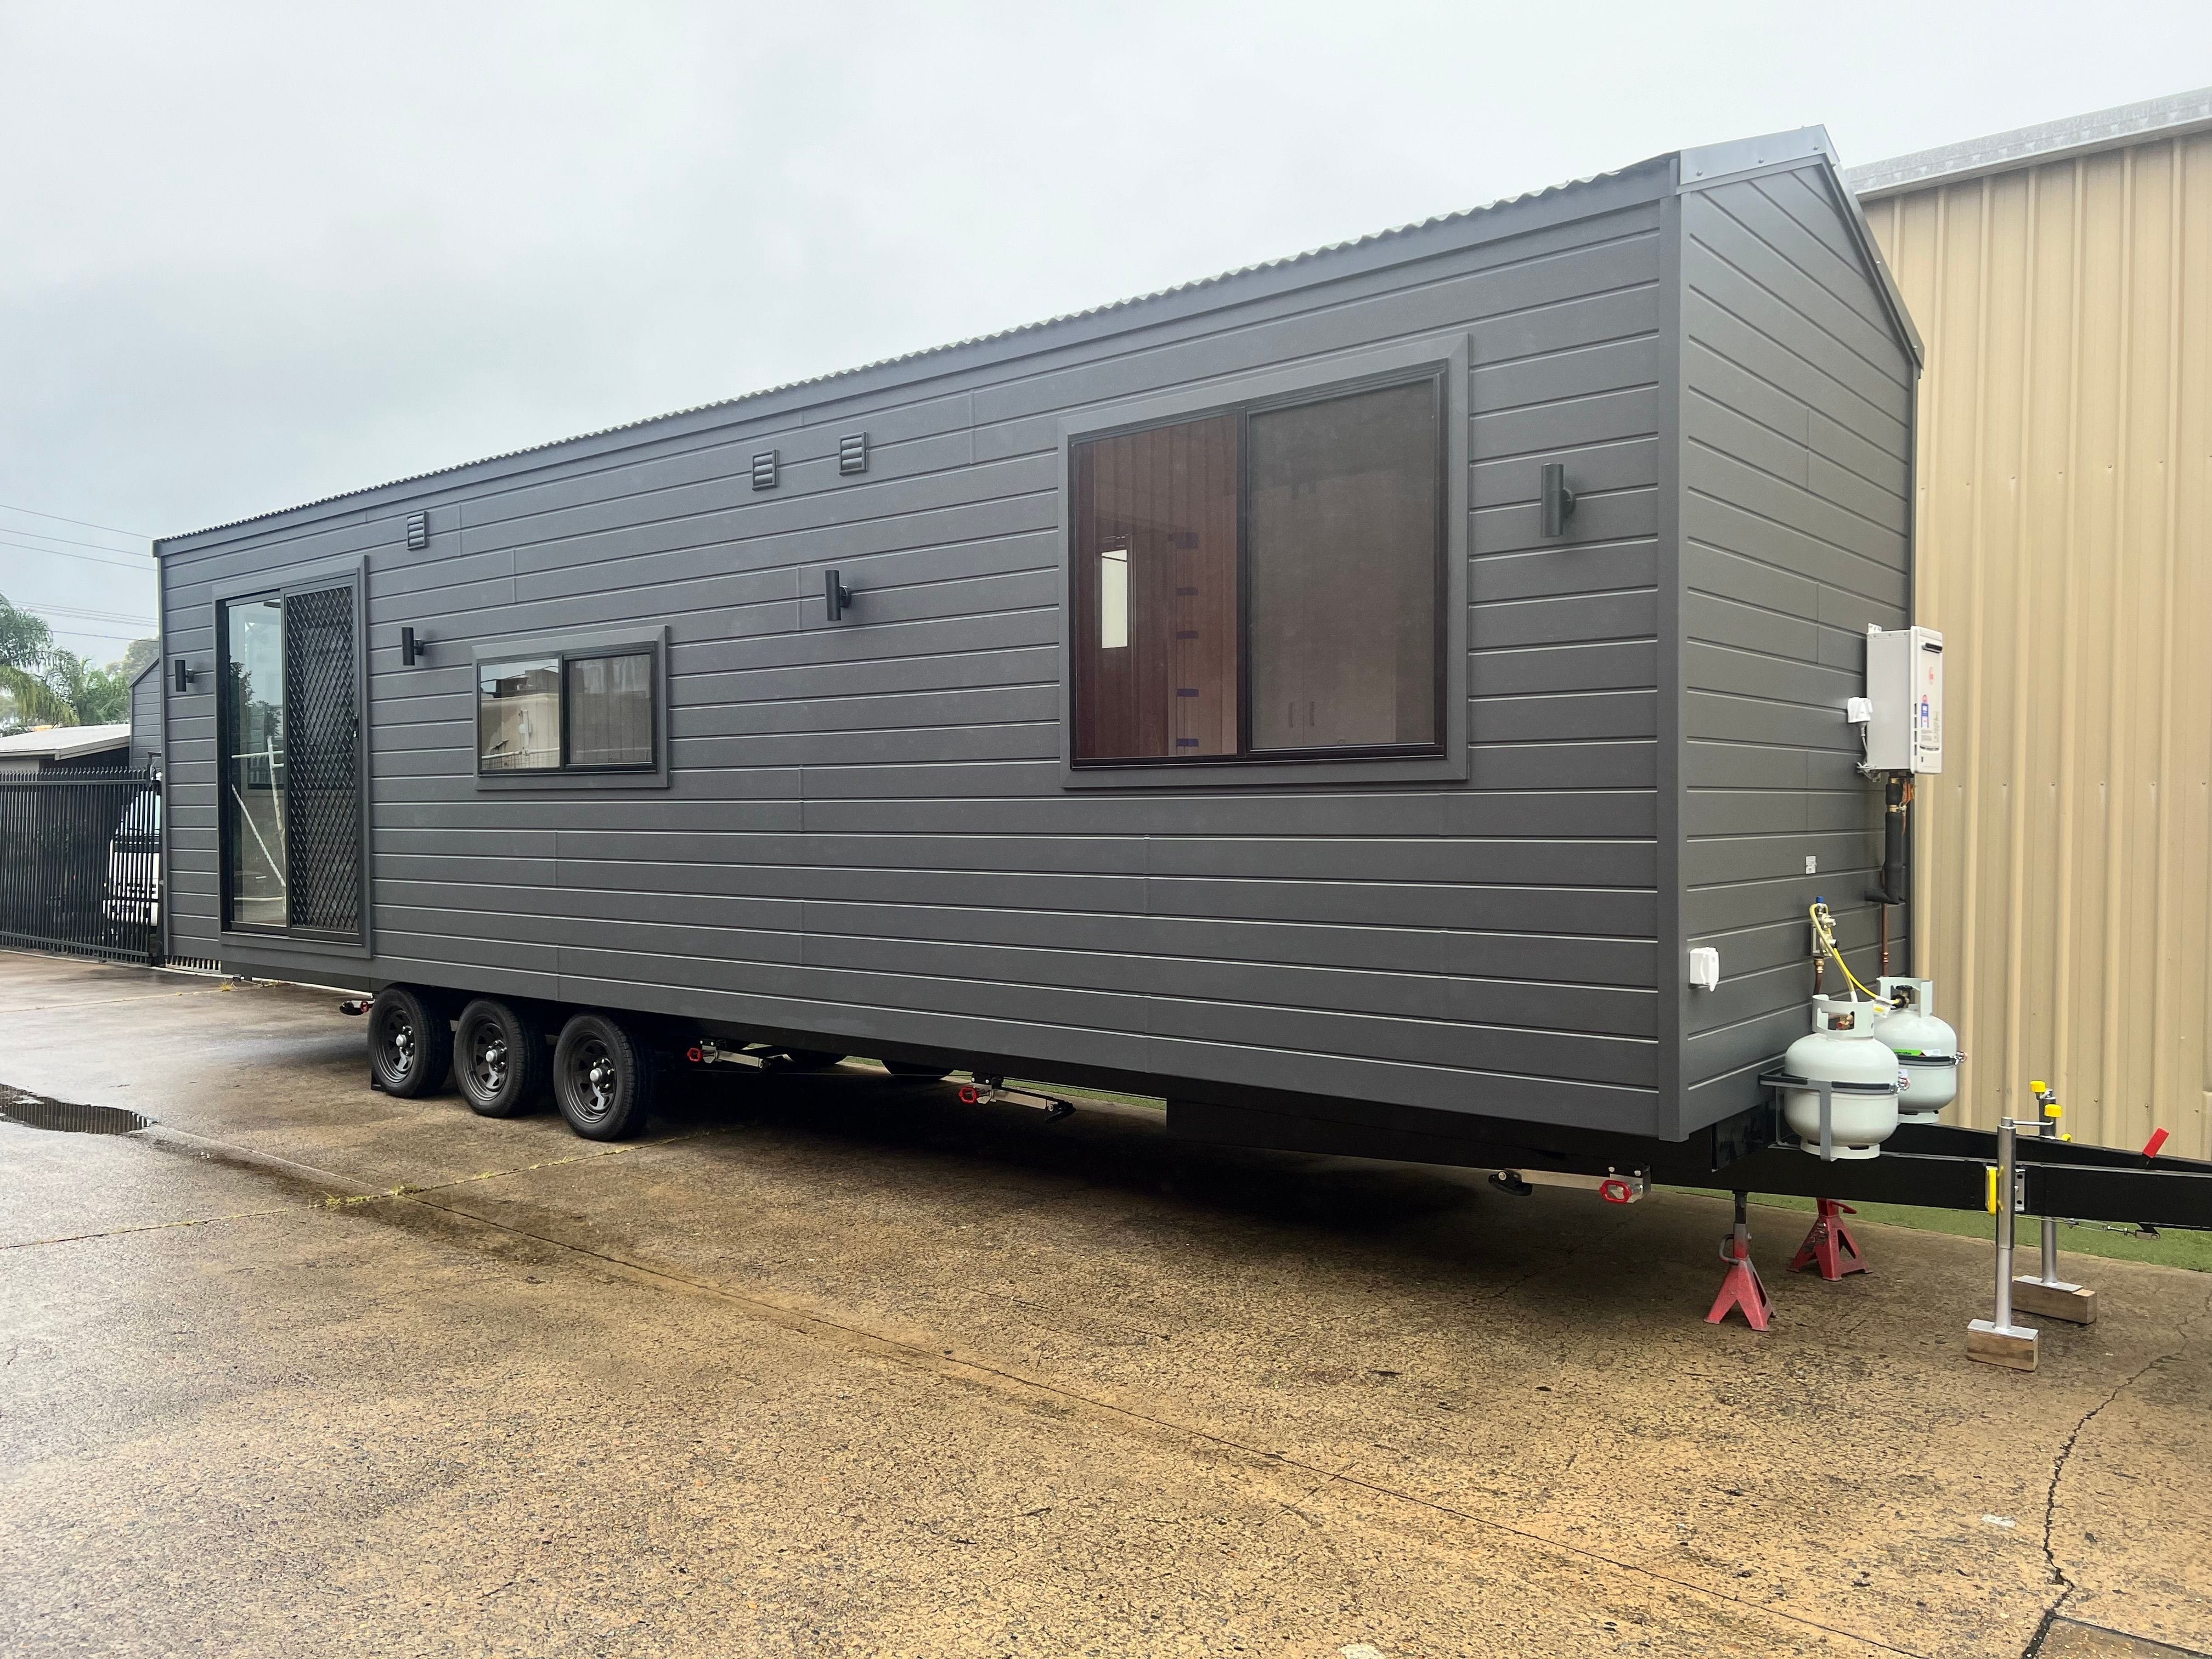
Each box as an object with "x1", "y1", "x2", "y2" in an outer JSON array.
[{"x1": 218, "y1": 579, "x2": 364, "y2": 940}]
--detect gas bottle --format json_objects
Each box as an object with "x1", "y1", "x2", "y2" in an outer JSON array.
[
  {"x1": 1871, "y1": 977, "x2": 1960, "y2": 1122},
  {"x1": 1779, "y1": 995, "x2": 1901, "y2": 1159}
]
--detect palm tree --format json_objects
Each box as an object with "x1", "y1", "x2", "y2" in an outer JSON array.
[
  {"x1": 0, "y1": 590, "x2": 65, "y2": 729},
  {"x1": 0, "y1": 591, "x2": 143, "y2": 730}
]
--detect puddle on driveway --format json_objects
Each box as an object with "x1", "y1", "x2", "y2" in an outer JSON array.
[{"x1": 1, "y1": 1086, "x2": 154, "y2": 1136}]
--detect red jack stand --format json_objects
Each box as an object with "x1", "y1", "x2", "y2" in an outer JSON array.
[
  {"x1": 1707, "y1": 1190, "x2": 1773, "y2": 1331},
  {"x1": 1789, "y1": 1198, "x2": 1867, "y2": 1281}
]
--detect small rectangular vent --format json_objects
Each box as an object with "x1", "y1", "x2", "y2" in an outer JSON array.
[
  {"x1": 405, "y1": 511, "x2": 428, "y2": 549},
  {"x1": 751, "y1": 450, "x2": 779, "y2": 491},
  {"x1": 838, "y1": 433, "x2": 868, "y2": 475}
]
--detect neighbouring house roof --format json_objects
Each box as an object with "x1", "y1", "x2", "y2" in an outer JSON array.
[
  {"x1": 1848, "y1": 85, "x2": 2212, "y2": 201},
  {"x1": 0, "y1": 723, "x2": 132, "y2": 761}
]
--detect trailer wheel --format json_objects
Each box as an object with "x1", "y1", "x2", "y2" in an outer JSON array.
[
  {"x1": 368, "y1": 986, "x2": 453, "y2": 1098},
  {"x1": 455, "y1": 998, "x2": 551, "y2": 1118},
  {"x1": 777, "y1": 1048, "x2": 845, "y2": 1071},
  {"x1": 881, "y1": 1060, "x2": 953, "y2": 1081},
  {"x1": 553, "y1": 1012, "x2": 658, "y2": 1141}
]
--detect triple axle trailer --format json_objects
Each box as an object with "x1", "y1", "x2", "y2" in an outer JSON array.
[{"x1": 155, "y1": 127, "x2": 2212, "y2": 1352}]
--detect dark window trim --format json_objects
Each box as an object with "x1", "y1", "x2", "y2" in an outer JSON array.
[
  {"x1": 210, "y1": 555, "x2": 373, "y2": 954},
  {"x1": 476, "y1": 647, "x2": 658, "y2": 778},
  {"x1": 1056, "y1": 334, "x2": 1470, "y2": 791},
  {"x1": 469, "y1": 624, "x2": 672, "y2": 792},
  {"x1": 560, "y1": 650, "x2": 661, "y2": 774}
]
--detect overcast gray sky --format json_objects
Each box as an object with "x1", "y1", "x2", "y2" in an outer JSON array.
[{"x1": 3, "y1": 1, "x2": 2207, "y2": 662}]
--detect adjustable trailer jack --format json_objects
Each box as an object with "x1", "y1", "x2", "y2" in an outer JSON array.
[{"x1": 2006, "y1": 1084, "x2": 2098, "y2": 1327}]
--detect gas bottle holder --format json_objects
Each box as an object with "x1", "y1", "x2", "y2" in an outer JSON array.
[
  {"x1": 1759, "y1": 1069, "x2": 1900, "y2": 1163},
  {"x1": 1760, "y1": 1070, "x2": 1902, "y2": 1093}
]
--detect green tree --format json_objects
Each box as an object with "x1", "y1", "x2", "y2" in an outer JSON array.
[
  {"x1": 0, "y1": 590, "x2": 65, "y2": 730},
  {"x1": 116, "y1": 636, "x2": 159, "y2": 681},
  {"x1": 43, "y1": 652, "x2": 132, "y2": 724},
  {"x1": 0, "y1": 593, "x2": 144, "y2": 731}
]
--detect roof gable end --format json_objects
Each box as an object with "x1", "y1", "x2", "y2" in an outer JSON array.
[{"x1": 1677, "y1": 126, "x2": 1922, "y2": 368}]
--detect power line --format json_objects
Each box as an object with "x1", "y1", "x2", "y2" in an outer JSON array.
[
  {"x1": 20, "y1": 601, "x2": 155, "y2": 627},
  {"x1": 40, "y1": 618, "x2": 148, "y2": 634},
  {"x1": 0, "y1": 521, "x2": 151, "y2": 555},
  {"x1": 36, "y1": 628, "x2": 148, "y2": 644},
  {"x1": 0, "y1": 501, "x2": 151, "y2": 539},
  {"x1": 0, "y1": 538, "x2": 159, "y2": 574}
]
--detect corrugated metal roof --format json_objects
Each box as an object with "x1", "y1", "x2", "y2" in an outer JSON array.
[
  {"x1": 1848, "y1": 85, "x2": 2212, "y2": 201},
  {"x1": 159, "y1": 160, "x2": 1646, "y2": 547},
  {"x1": 0, "y1": 723, "x2": 131, "y2": 760}
]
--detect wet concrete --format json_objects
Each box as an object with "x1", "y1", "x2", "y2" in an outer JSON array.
[{"x1": 2, "y1": 950, "x2": 2208, "y2": 1658}]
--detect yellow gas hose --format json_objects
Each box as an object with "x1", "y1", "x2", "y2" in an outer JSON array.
[{"x1": 1809, "y1": 901, "x2": 1886, "y2": 1003}]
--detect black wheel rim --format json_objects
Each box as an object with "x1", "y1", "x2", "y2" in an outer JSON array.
[
  {"x1": 466, "y1": 1022, "x2": 508, "y2": 1097},
  {"x1": 379, "y1": 1012, "x2": 417, "y2": 1081},
  {"x1": 566, "y1": 1036, "x2": 616, "y2": 1122}
]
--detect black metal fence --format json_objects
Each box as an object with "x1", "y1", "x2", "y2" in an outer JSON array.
[{"x1": 0, "y1": 763, "x2": 165, "y2": 967}]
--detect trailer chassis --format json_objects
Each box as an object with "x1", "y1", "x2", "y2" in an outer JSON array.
[{"x1": 1166, "y1": 1097, "x2": 2212, "y2": 1231}]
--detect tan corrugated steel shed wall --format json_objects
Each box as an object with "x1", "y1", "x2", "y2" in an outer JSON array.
[{"x1": 1863, "y1": 133, "x2": 2212, "y2": 1154}]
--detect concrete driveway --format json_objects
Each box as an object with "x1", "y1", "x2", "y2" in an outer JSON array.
[{"x1": 2, "y1": 950, "x2": 2208, "y2": 1658}]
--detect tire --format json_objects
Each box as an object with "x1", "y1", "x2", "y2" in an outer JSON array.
[
  {"x1": 455, "y1": 998, "x2": 551, "y2": 1118},
  {"x1": 552, "y1": 1012, "x2": 659, "y2": 1141},
  {"x1": 368, "y1": 985, "x2": 453, "y2": 1098},
  {"x1": 777, "y1": 1048, "x2": 846, "y2": 1072},
  {"x1": 881, "y1": 1059, "x2": 953, "y2": 1081}
]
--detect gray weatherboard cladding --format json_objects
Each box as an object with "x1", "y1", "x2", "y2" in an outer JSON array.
[
  {"x1": 129, "y1": 659, "x2": 163, "y2": 772},
  {"x1": 156, "y1": 132, "x2": 1917, "y2": 1146}
]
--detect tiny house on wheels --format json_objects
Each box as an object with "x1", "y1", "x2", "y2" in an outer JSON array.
[{"x1": 156, "y1": 126, "x2": 1926, "y2": 1176}]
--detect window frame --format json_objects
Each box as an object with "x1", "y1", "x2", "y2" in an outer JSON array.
[
  {"x1": 1056, "y1": 334, "x2": 1470, "y2": 789},
  {"x1": 210, "y1": 554, "x2": 373, "y2": 954},
  {"x1": 469, "y1": 624, "x2": 672, "y2": 792}
]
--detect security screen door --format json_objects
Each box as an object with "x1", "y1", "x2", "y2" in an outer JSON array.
[{"x1": 219, "y1": 581, "x2": 364, "y2": 938}]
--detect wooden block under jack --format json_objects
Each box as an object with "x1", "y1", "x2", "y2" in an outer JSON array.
[
  {"x1": 1968, "y1": 1319, "x2": 2040, "y2": 1371},
  {"x1": 2013, "y1": 1276, "x2": 2099, "y2": 1324}
]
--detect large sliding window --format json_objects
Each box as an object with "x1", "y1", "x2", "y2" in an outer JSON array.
[
  {"x1": 218, "y1": 578, "x2": 365, "y2": 939},
  {"x1": 1070, "y1": 373, "x2": 1444, "y2": 766}
]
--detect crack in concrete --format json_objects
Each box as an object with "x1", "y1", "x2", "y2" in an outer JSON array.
[
  {"x1": 28, "y1": 1077, "x2": 2194, "y2": 1656},
  {"x1": 390, "y1": 1187, "x2": 1934, "y2": 1657},
  {"x1": 0, "y1": 1104, "x2": 714, "y2": 1251},
  {"x1": 2023, "y1": 1284, "x2": 2212, "y2": 1658},
  {"x1": 0, "y1": 1086, "x2": 1934, "y2": 1651}
]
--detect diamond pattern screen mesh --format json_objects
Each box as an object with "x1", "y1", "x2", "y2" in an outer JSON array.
[{"x1": 281, "y1": 585, "x2": 363, "y2": 934}]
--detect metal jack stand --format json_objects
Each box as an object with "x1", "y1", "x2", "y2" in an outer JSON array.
[
  {"x1": 1707, "y1": 1190, "x2": 1774, "y2": 1331},
  {"x1": 2009, "y1": 1083, "x2": 2098, "y2": 1325},
  {"x1": 1968, "y1": 1116, "x2": 2041, "y2": 1370},
  {"x1": 1789, "y1": 1198, "x2": 1867, "y2": 1280}
]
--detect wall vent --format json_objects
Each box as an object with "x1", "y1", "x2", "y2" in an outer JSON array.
[
  {"x1": 838, "y1": 433, "x2": 868, "y2": 475},
  {"x1": 751, "y1": 450, "x2": 779, "y2": 491},
  {"x1": 405, "y1": 511, "x2": 429, "y2": 549}
]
